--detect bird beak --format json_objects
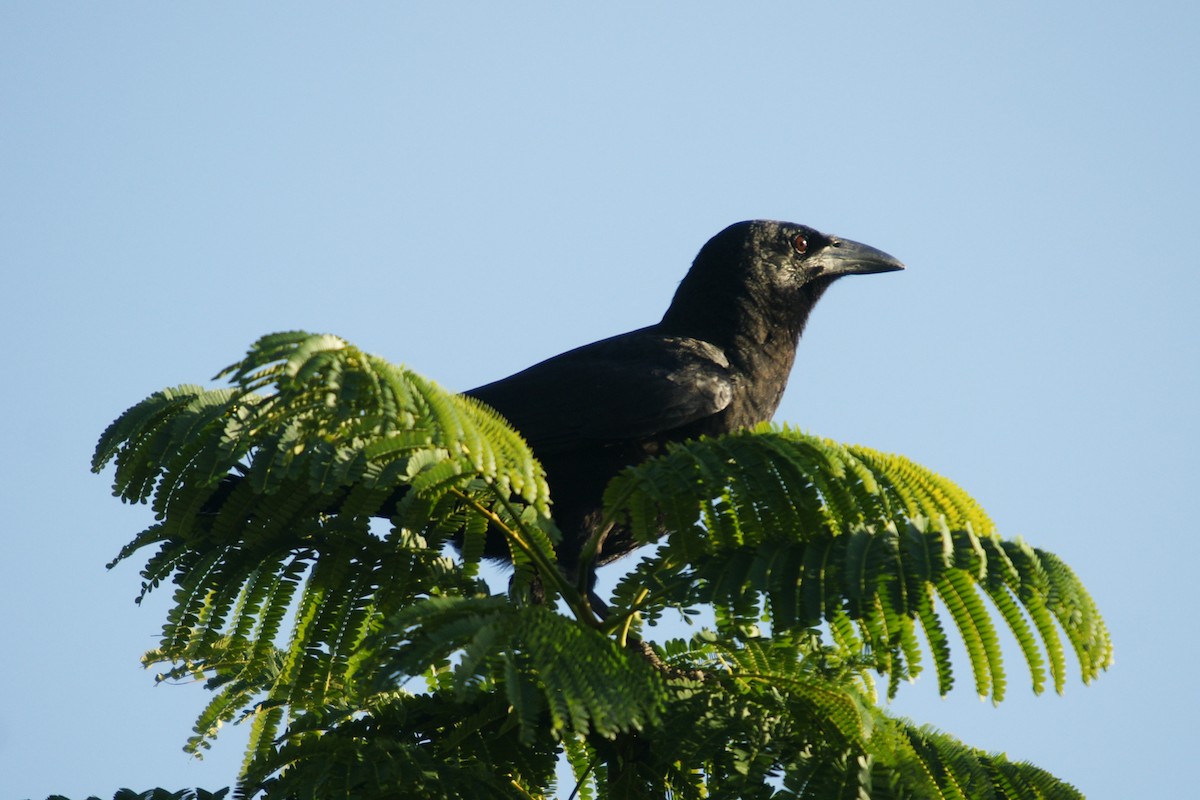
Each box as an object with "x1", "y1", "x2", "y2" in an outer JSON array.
[{"x1": 812, "y1": 236, "x2": 905, "y2": 276}]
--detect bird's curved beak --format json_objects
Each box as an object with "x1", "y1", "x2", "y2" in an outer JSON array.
[{"x1": 813, "y1": 236, "x2": 905, "y2": 276}]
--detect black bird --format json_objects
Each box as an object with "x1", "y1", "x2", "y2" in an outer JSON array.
[
  {"x1": 462, "y1": 220, "x2": 903, "y2": 581},
  {"x1": 201, "y1": 221, "x2": 901, "y2": 597}
]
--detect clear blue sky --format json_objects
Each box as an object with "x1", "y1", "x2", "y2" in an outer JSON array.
[{"x1": 3, "y1": 4, "x2": 1197, "y2": 798}]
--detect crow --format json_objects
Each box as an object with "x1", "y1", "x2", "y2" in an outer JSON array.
[
  {"x1": 461, "y1": 220, "x2": 903, "y2": 582},
  {"x1": 202, "y1": 220, "x2": 901, "y2": 599}
]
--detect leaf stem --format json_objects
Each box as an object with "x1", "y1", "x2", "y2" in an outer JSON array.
[{"x1": 455, "y1": 487, "x2": 601, "y2": 627}]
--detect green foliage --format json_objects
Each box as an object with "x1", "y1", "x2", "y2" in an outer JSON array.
[
  {"x1": 90, "y1": 332, "x2": 562, "y2": 764},
  {"x1": 86, "y1": 332, "x2": 1110, "y2": 799},
  {"x1": 604, "y1": 429, "x2": 1112, "y2": 702}
]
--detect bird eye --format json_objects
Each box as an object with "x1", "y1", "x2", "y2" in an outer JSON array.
[{"x1": 791, "y1": 233, "x2": 808, "y2": 255}]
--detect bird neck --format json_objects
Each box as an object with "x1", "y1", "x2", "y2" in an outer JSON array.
[
  {"x1": 659, "y1": 270, "x2": 832, "y2": 370},
  {"x1": 658, "y1": 267, "x2": 835, "y2": 424}
]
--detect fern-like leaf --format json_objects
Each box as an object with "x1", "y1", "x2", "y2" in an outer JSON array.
[
  {"x1": 604, "y1": 427, "x2": 1112, "y2": 701},
  {"x1": 93, "y1": 332, "x2": 555, "y2": 760},
  {"x1": 93, "y1": 333, "x2": 1109, "y2": 797}
]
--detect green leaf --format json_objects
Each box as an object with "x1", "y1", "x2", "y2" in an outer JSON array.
[{"x1": 93, "y1": 333, "x2": 1110, "y2": 797}]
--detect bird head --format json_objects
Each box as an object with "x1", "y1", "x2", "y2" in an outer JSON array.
[
  {"x1": 661, "y1": 220, "x2": 903, "y2": 341},
  {"x1": 726, "y1": 219, "x2": 904, "y2": 295}
]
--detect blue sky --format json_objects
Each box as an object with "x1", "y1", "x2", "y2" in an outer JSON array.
[{"x1": 2, "y1": 3, "x2": 1197, "y2": 798}]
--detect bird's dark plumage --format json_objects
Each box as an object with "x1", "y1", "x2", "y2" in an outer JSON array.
[
  {"x1": 200, "y1": 221, "x2": 902, "y2": 596},
  {"x1": 463, "y1": 220, "x2": 903, "y2": 577}
]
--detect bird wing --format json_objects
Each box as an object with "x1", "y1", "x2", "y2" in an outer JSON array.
[{"x1": 463, "y1": 328, "x2": 734, "y2": 456}]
